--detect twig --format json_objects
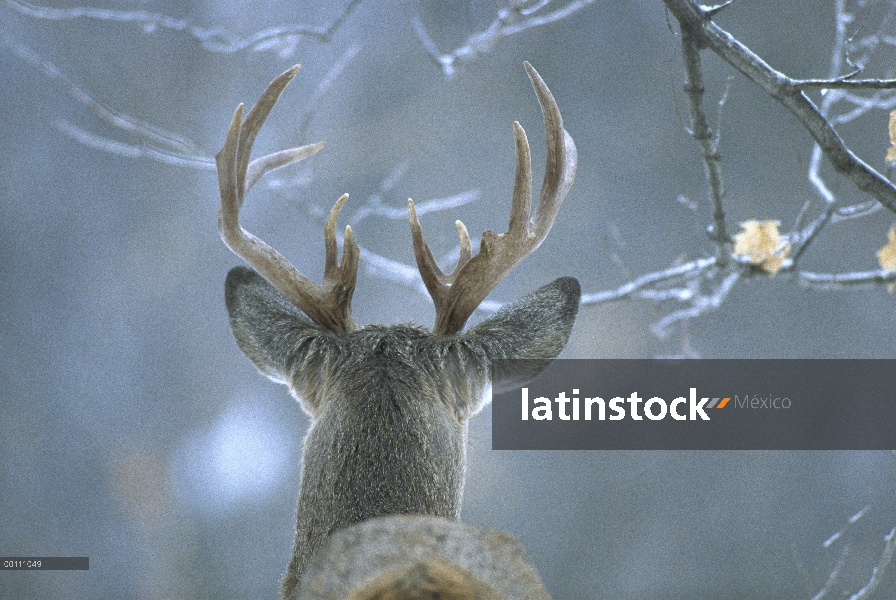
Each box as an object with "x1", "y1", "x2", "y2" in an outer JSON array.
[
  {"x1": 811, "y1": 543, "x2": 850, "y2": 600},
  {"x1": 53, "y1": 120, "x2": 214, "y2": 169},
  {"x1": 297, "y1": 44, "x2": 362, "y2": 137},
  {"x1": 789, "y1": 204, "x2": 834, "y2": 263},
  {"x1": 703, "y1": 1, "x2": 738, "y2": 18},
  {"x1": 680, "y1": 26, "x2": 730, "y2": 261},
  {"x1": 581, "y1": 257, "x2": 717, "y2": 304},
  {"x1": 413, "y1": 0, "x2": 598, "y2": 78},
  {"x1": 2, "y1": 35, "x2": 197, "y2": 154},
  {"x1": 846, "y1": 526, "x2": 896, "y2": 600},
  {"x1": 798, "y1": 268, "x2": 896, "y2": 289},
  {"x1": 349, "y1": 190, "x2": 482, "y2": 224},
  {"x1": 651, "y1": 270, "x2": 739, "y2": 337},
  {"x1": 6, "y1": 0, "x2": 364, "y2": 55},
  {"x1": 792, "y1": 78, "x2": 896, "y2": 90},
  {"x1": 832, "y1": 200, "x2": 881, "y2": 222}
]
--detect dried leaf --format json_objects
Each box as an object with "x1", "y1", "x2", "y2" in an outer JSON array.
[
  {"x1": 889, "y1": 110, "x2": 896, "y2": 144},
  {"x1": 877, "y1": 225, "x2": 896, "y2": 271},
  {"x1": 888, "y1": 145, "x2": 896, "y2": 164},
  {"x1": 733, "y1": 220, "x2": 779, "y2": 262},
  {"x1": 876, "y1": 225, "x2": 896, "y2": 293},
  {"x1": 759, "y1": 255, "x2": 786, "y2": 275},
  {"x1": 732, "y1": 219, "x2": 791, "y2": 275},
  {"x1": 887, "y1": 111, "x2": 896, "y2": 164}
]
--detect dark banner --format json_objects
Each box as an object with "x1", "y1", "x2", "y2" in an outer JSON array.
[
  {"x1": 0, "y1": 557, "x2": 89, "y2": 570},
  {"x1": 491, "y1": 360, "x2": 896, "y2": 450}
]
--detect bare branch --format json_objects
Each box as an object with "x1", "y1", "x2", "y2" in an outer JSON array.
[
  {"x1": 3, "y1": 30, "x2": 358, "y2": 172},
  {"x1": 6, "y1": 0, "x2": 365, "y2": 56},
  {"x1": 651, "y1": 271, "x2": 740, "y2": 337},
  {"x1": 680, "y1": 26, "x2": 730, "y2": 260},
  {"x1": 789, "y1": 204, "x2": 834, "y2": 264},
  {"x1": 414, "y1": 0, "x2": 598, "y2": 78},
  {"x1": 2, "y1": 35, "x2": 198, "y2": 154},
  {"x1": 808, "y1": 144, "x2": 836, "y2": 204},
  {"x1": 297, "y1": 43, "x2": 362, "y2": 137},
  {"x1": 846, "y1": 526, "x2": 896, "y2": 600},
  {"x1": 811, "y1": 543, "x2": 850, "y2": 600},
  {"x1": 350, "y1": 190, "x2": 482, "y2": 223},
  {"x1": 662, "y1": 0, "x2": 896, "y2": 215},
  {"x1": 793, "y1": 78, "x2": 896, "y2": 90},
  {"x1": 798, "y1": 268, "x2": 896, "y2": 289},
  {"x1": 53, "y1": 120, "x2": 215, "y2": 169},
  {"x1": 832, "y1": 200, "x2": 882, "y2": 222},
  {"x1": 581, "y1": 257, "x2": 717, "y2": 304},
  {"x1": 703, "y1": 1, "x2": 739, "y2": 18}
]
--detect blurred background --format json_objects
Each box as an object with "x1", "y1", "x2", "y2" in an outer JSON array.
[{"x1": 3, "y1": 0, "x2": 896, "y2": 598}]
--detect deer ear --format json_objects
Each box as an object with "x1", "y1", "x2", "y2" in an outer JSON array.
[
  {"x1": 461, "y1": 277, "x2": 580, "y2": 360},
  {"x1": 224, "y1": 266, "x2": 326, "y2": 383}
]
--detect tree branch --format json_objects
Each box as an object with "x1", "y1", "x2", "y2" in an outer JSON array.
[
  {"x1": 662, "y1": 0, "x2": 896, "y2": 215},
  {"x1": 680, "y1": 27, "x2": 730, "y2": 262},
  {"x1": 792, "y1": 78, "x2": 896, "y2": 90},
  {"x1": 414, "y1": 0, "x2": 598, "y2": 78},
  {"x1": 6, "y1": 0, "x2": 365, "y2": 55}
]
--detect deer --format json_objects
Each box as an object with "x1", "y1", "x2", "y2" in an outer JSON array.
[{"x1": 215, "y1": 62, "x2": 579, "y2": 599}]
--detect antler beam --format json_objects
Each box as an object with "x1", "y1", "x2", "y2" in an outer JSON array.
[
  {"x1": 408, "y1": 61, "x2": 578, "y2": 335},
  {"x1": 216, "y1": 65, "x2": 359, "y2": 333}
]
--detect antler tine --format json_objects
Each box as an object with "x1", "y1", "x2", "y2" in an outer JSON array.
[
  {"x1": 409, "y1": 62, "x2": 577, "y2": 336},
  {"x1": 507, "y1": 120, "x2": 533, "y2": 235},
  {"x1": 407, "y1": 202, "x2": 473, "y2": 288},
  {"x1": 323, "y1": 194, "x2": 359, "y2": 291},
  {"x1": 234, "y1": 65, "x2": 298, "y2": 209},
  {"x1": 216, "y1": 65, "x2": 359, "y2": 333},
  {"x1": 526, "y1": 61, "x2": 577, "y2": 236}
]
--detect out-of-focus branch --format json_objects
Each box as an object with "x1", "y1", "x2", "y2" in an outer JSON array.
[
  {"x1": 651, "y1": 270, "x2": 739, "y2": 337},
  {"x1": 5, "y1": 0, "x2": 364, "y2": 56},
  {"x1": 810, "y1": 543, "x2": 850, "y2": 600},
  {"x1": 812, "y1": 504, "x2": 896, "y2": 600},
  {"x1": 413, "y1": 0, "x2": 597, "y2": 78},
  {"x1": 53, "y1": 120, "x2": 215, "y2": 169},
  {"x1": 798, "y1": 268, "x2": 896, "y2": 289},
  {"x1": 296, "y1": 44, "x2": 362, "y2": 137},
  {"x1": 847, "y1": 526, "x2": 896, "y2": 600},
  {"x1": 3, "y1": 34, "x2": 359, "y2": 171},
  {"x1": 2, "y1": 34, "x2": 198, "y2": 155},
  {"x1": 581, "y1": 257, "x2": 716, "y2": 304},
  {"x1": 349, "y1": 190, "x2": 482, "y2": 224}
]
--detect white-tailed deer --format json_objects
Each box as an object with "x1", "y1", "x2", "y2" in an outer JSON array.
[{"x1": 216, "y1": 62, "x2": 578, "y2": 599}]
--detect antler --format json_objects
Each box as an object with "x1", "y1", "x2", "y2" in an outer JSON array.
[
  {"x1": 216, "y1": 65, "x2": 359, "y2": 333},
  {"x1": 408, "y1": 62, "x2": 578, "y2": 335}
]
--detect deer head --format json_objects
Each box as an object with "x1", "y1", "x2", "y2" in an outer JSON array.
[{"x1": 216, "y1": 62, "x2": 578, "y2": 600}]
